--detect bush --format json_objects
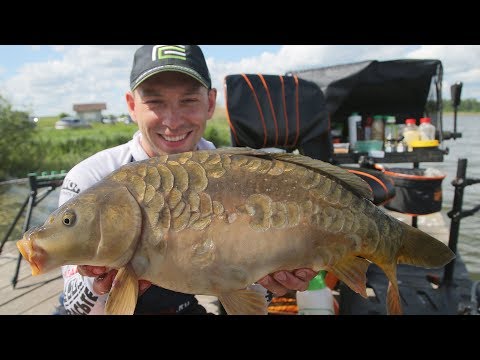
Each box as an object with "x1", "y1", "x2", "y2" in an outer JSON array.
[
  {"x1": 0, "y1": 104, "x2": 233, "y2": 180},
  {"x1": 0, "y1": 96, "x2": 43, "y2": 180},
  {"x1": 204, "y1": 109, "x2": 232, "y2": 147}
]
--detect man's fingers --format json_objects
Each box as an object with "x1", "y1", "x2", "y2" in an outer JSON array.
[
  {"x1": 257, "y1": 275, "x2": 287, "y2": 296},
  {"x1": 138, "y1": 280, "x2": 152, "y2": 296},
  {"x1": 77, "y1": 265, "x2": 108, "y2": 277},
  {"x1": 92, "y1": 269, "x2": 118, "y2": 296},
  {"x1": 293, "y1": 269, "x2": 318, "y2": 285},
  {"x1": 257, "y1": 269, "x2": 319, "y2": 296}
]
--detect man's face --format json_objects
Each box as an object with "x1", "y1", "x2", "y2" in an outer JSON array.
[{"x1": 126, "y1": 72, "x2": 216, "y2": 156}]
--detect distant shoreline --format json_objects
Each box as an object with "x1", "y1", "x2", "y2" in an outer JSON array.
[{"x1": 444, "y1": 111, "x2": 480, "y2": 115}]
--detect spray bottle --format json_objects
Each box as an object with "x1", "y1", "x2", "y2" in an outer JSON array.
[{"x1": 296, "y1": 271, "x2": 334, "y2": 315}]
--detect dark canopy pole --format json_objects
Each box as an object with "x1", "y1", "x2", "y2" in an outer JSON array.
[
  {"x1": 444, "y1": 158, "x2": 467, "y2": 284},
  {"x1": 451, "y1": 82, "x2": 463, "y2": 139}
]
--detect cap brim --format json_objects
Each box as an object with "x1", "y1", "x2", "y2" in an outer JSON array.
[{"x1": 131, "y1": 65, "x2": 209, "y2": 91}]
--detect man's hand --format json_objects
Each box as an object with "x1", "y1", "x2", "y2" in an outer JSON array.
[
  {"x1": 77, "y1": 265, "x2": 152, "y2": 296},
  {"x1": 256, "y1": 268, "x2": 318, "y2": 296},
  {"x1": 77, "y1": 265, "x2": 316, "y2": 298}
]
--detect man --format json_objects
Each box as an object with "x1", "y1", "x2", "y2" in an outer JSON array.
[{"x1": 58, "y1": 45, "x2": 317, "y2": 315}]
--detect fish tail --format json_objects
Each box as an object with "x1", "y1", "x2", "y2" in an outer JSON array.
[
  {"x1": 376, "y1": 221, "x2": 455, "y2": 315},
  {"x1": 396, "y1": 221, "x2": 456, "y2": 268}
]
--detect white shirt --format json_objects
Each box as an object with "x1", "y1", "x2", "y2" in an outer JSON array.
[{"x1": 60, "y1": 131, "x2": 215, "y2": 315}]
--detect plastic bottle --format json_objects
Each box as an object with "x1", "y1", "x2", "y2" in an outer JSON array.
[
  {"x1": 364, "y1": 116, "x2": 373, "y2": 141},
  {"x1": 296, "y1": 271, "x2": 334, "y2": 315},
  {"x1": 402, "y1": 118, "x2": 421, "y2": 152},
  {"x1": 348, "y1": 112, "x2": 361, "y2": 149},
  {"x1": 419, "y1": 117, "x2": 436, "y2": 140},
  {"x1": 384, "y1": 115, "x2": 397, "y2": 153},
  {"x1": 371, "y1": 115, "x2": 384, "y2": 141}
]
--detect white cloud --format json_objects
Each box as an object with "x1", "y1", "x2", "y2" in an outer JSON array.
[
  {"x1": 210, "y1": 45, "x2": 480, "y2": 106},
  {"x1": 4, "y1": 45, "x2": 480, "y2": 116},
  {"x1": 5, "y1": 45, "x2": 138, "y2": 116},
  {"x1": 208, "y1": 45, "x2": 419, "y2": 106}
]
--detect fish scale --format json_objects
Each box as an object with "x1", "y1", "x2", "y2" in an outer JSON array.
[{"x1": 16, "y1": 147, "x2": 456, "y2": 315}]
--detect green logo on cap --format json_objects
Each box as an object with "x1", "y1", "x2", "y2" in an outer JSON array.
[{"x1": 152, "y1": 45, "x2": 187, "y2": 61}]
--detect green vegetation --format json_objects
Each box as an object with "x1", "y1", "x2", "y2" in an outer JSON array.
[
  {"x1": 2, "y1": 94, "x2": 478, "y2": 182},
  {"x1": 0, "y1": 96, "x2": 38, "y2": 180},
  {"x1": 205, "y1": 108, "x2": 232, "y2": 147},
  {"x1": 443, "y1": 98, "x2": 480, "y2": 112},
  {"x1": 33, "y1": 122, "x2": 138, "y2": 174},
  {"x1": 0, "y1": 100, "x2": 232, "y2": 181}
]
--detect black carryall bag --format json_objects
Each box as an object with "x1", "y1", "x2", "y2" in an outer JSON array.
[
  {"x1": 224, "y1": 73, "x2": 332, "y2": 162},
  {"x1": 383, "y1": 167, "x2": 446, "y2": 215}
]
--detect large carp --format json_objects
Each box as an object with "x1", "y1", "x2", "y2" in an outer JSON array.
[{"x1": 17, "y1": 148, "x2": 454, "y2": 315}]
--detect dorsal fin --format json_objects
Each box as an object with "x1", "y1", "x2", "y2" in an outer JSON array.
[
  {"x1": 268, "y1": 152, "x2": 373, "y2": 200},
  {"x1": 209, "y1": 147, "x2": 373, "y2": 201},
  {"x1": 206, "y1": 147, "x2": 268, "y2": 156}
]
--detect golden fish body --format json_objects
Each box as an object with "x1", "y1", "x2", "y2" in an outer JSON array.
[{"x1": 17, "y1": 148, "x2": 455, "y2": 315}]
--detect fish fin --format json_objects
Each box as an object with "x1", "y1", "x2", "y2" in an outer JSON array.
[
  {"x1": 105, "y1": 264, "x2": 139, "y2": 315},
  {"x1": 396, "y1": 220, "x2": 455, "y2": 268},
  {"x1": 211, "y1": 147, "x2": 373, "y2": 200},
  {"x1": 209, "y1": 147, "x2": 268, "y2": 156},
  {"x1": 268, "y1": 152, "x2": 374, "y2": 201},
  {"x1": 218, "y1": 289, "x2": 268, "y2": 315},
  {"x1": 330, "y1": 255, "x2": 371, "y2": 298},
  {"x1": 378, "y1": 263, "x2": 402, "y2": 315}
]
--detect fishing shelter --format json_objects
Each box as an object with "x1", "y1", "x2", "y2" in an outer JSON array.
[
  {"x1": 287, "y1": 59, "x2": 444, "y2": 143},
  {"x1": 223, "y1": 72, "x2": 395, "y2": 205}
]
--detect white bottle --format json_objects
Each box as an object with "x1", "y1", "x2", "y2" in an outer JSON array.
[
  {"x1": 296, "y1": 271, "x2": 334, "y2": 315},
  {"x1": 419, "y1": 117, "x2": 436, "y2": 140},
  {"x1": 384, "y1": 116, "x2": 397, "y2": 153},
  {"x1": 348, "y1": 112, "x2": 361, "y2": 149},
  {"x1": 402, "y1": 118, "x2": 421, "y2": 152}
]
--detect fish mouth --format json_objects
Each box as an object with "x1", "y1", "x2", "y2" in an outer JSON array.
[{"x1": 16, "y1": 238, "x2": 43, "y2": 275}]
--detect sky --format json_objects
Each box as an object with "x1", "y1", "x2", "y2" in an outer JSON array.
[{"x1": 0, "y1": 45, "x2": 479, "y2": 117}]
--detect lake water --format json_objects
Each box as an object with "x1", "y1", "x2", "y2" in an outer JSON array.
[{"x1": 1, "y1": 113, "x2": 479, "y2": 280}]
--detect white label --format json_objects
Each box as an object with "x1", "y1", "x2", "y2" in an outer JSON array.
[{"x1": 298, "y1": 308, "x2": 334, "y2": 315}]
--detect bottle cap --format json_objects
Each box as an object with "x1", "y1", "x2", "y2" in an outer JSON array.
[
  {"x1": 405, "y1": 118, "x2": 416, "y2": 125},
  {"x1": 307, "y1": 271, "x2": 327, "y2": 290},
  {"x1": 420, "y1": 117, "x2": 431, "y2": 123},
  {"x1": 386, "y1": 116, "x2": 396, "y2": 123},
  {"x1": 373, "y1": 115, "x2": 383, "y2": 120}
]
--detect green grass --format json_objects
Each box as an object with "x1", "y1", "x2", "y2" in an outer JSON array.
[
  {"x1": 23, "y1": 110, "x2": 232, "y2": 176},
  {"x1": 205, "y1": 108, "x2": 232, "y2": 147},
  {"x1": 26, "y1": 116, "x2": 138, "y2": 175},
  {"x1": 35, "y1": 116, "x2": 58, "y2": 128}
]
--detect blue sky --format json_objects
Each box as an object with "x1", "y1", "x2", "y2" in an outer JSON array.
[{"x1": 1, "y1": 45, "x2": 479, "y2": 117}]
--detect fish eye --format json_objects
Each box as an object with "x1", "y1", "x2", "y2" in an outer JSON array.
[{"x1": 62, "y1": 212, "x2": 76, "y2": 226}]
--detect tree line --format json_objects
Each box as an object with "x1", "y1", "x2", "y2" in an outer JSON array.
[
  {"x1": 443, "y1": 98, "x2": 480, "y2": 112},
  {"x1": 1, "y1": 96, "x2": 479, "y2": 181}
]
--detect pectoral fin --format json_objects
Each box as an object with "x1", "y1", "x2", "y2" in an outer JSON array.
[
  {"x1": 105, "y1": 264, "x2": 139, "y2": 315},
  {"x1": 218, "y1": 289, "x2": 268, "y2": 315},
  {"x1": 330, "y1": 255, "x2": 371, "y2": 298}
]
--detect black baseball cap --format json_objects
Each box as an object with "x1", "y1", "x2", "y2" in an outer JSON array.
[{"x1": 130, "y1": 45, "x2": 211, "y2": 91}]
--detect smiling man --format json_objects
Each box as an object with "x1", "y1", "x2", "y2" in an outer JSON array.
[{"x1": 57, "y1": 45, "x2": 317, "y2": 315}]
